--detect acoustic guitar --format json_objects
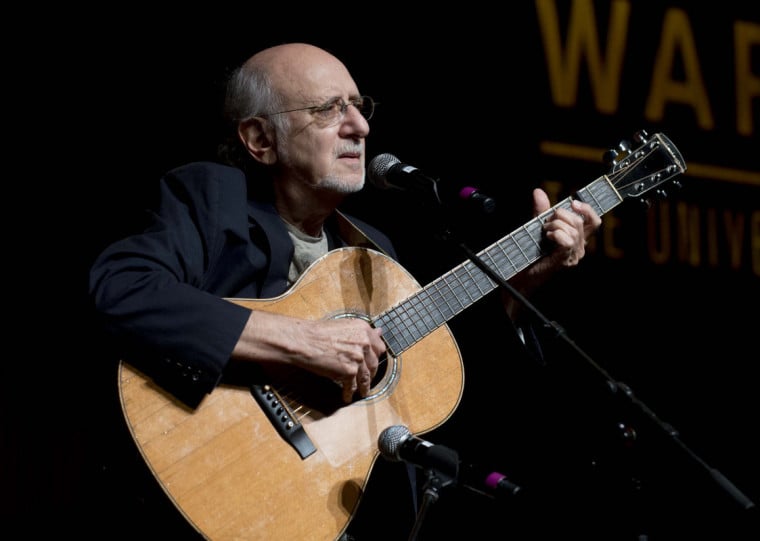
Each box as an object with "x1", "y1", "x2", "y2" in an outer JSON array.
[{"x1": 118, "y1": 131, "x2": 685, "y2": 540}]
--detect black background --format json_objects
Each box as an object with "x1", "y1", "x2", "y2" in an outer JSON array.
[{"x1": 6, "y1": 2, "x2": 759, "y2": 539}]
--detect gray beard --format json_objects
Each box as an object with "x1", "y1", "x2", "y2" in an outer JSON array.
[{"x1": 319, "y1": 174, "x2": 366, "y2": 194}]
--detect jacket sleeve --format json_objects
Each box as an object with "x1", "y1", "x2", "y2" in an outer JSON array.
[{"x1": 88, "y1": 163, "x2": 253, "y2": 407}]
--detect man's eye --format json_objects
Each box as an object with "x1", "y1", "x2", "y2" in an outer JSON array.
[{"x1": 314, "y1": 101, "x2": 341, "y2": 116}]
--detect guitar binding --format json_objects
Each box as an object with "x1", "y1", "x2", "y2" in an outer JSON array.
[{"x1": 250, "y1": 383, "x2": 317, "y2": 459}]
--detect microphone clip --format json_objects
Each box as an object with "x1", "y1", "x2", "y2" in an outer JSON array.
[{"x1": 418, "y1": 442, "x2": 460, "y2": 491}]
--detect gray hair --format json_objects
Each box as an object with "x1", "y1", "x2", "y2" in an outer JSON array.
[{"x1": 217, "y1": 61, "x2": 288, "y2": 169}]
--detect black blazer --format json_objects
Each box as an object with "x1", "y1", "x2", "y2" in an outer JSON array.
[{"x1": 89, "y1": 161, "x2": 397, "y2": 407}]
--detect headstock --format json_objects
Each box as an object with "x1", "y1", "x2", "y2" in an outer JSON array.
[{"x1": 604, "y1": 130, "x2": 686, "y2": 208}]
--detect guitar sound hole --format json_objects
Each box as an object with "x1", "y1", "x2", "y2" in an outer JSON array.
[{"x1": 330, "y1": 312, "x2": 398, "y2": 400}]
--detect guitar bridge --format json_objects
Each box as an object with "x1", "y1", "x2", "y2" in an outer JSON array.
[{"x1": 250, "y1": 384, "x2": 317, "y2": 459}]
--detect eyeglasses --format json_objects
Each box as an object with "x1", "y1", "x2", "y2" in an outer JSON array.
[{"x1": 261, "y1": 95, "x2": 376, "y2": 125}]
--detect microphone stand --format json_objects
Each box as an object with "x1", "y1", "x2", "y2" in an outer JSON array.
[
  {"x1": 425, "y1": 201, "x2": 755, "y2": 537},
  {"x1": 408, "y1": 444, "x2": 460, "y2": 541}
]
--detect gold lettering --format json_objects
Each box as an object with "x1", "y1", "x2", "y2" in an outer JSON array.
[
  {"x1": 676, "y1": 201, "x2": 701, "y2": 266},
  {"x1": 540, "y1": 173, "x2": 757, "y2": 274},
  {"x1": 536, "y1": 0, "x2": 630, "y2": 112},
  {"x1": 645, "y1": 8, "x2": 714, "y2": 129},
  {"x1": 706, "y1": 208, "x2": 719, "y2": 267},
  {"x1": 724, "y1": 210, "x2": 746, "y2": 270},
  {"x1": 735, "y1": 21, "x2": 760, "y2": 136}
]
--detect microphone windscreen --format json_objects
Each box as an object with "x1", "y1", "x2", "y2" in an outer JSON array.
[
  {"x1": 367, "y1": 153, "x2": 400, "y2": 189},
  {"x1": 377, "y1": 424, "x2": 410, "y2": 460}
]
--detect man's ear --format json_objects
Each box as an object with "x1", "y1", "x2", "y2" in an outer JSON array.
[{"x1": 238, "y1": 118, "x2": 277, "y2": 165}]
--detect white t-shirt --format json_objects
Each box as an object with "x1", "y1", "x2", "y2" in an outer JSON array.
[{"x1": 282, "y1": 219, "x2": 329, "y2": 286}]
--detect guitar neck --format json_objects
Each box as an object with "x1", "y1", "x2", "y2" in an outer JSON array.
[{"x1": 374, "y1": 175, "x2": 621, "y2": 357}]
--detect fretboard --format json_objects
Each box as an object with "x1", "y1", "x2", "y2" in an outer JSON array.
[{"x1": 373, "y1": 175, "x2": 622, "y2": 357}]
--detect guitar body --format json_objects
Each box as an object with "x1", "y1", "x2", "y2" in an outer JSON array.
[{"x1": 119, "y1": 247, "x2": 465, "y2": 540}]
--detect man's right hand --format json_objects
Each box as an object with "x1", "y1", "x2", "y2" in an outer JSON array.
[{"x1": 232, "y1": 311, "x2": 386, "y2": 403}]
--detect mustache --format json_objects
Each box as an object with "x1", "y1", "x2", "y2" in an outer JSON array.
[{"x1": 335, "y1": 144, "x2": 364, "y2": 157}]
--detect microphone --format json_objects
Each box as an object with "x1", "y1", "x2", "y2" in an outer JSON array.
[
  {"x1": 378, "y1": 425, "x2": 521, "y2": 498},
  {"x1": 367, "y1": 153, "x2": 439, "y2": 192},
  {"x1": 367, "y1": 154, "x2": 496, "y2": 214}
]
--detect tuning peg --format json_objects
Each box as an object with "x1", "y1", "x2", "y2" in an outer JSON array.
[
  {"x1": 603, "y1": 148, "x2": 619, "y2": 166},
  {"x1": 633, "y1": 130, "x2": 649, "y2": 144},
  {"x1": 617, "y1": 139, "x2": 631, "y2": 153},
  {"x1": 638, "y1": 198, "x2": 652, "y2": 210}
]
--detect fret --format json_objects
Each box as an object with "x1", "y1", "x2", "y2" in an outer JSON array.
[
  {"x1": 490, "y1": 237, "x2": 519, "y2": 278},
  {"x1": 405, "y1": 294, "x2": 428, "y2": 338},
  {"x1": 428, "y1": 278, "x2": 458, "y2": 321},
  {"x1": 501, "y1": 233, "x2": 530, "y2": 270},
  {"x1": 416, "y1": 288, "x2": 442, "y2": 329},
  {"x1": 479, "y1": 249, "x2": 504, "y2": 288},
  {"x1": 376, "y1": 312, "x2": 402, "y2": 355},
  {"x1": 450, "y1": 262, "x2": 482, "y2": 304},
  {"x1": 462, "y1": 259, "x2": 496, "y2": 297},
  {"x1": 439, "y1": 273, "x2": 467, "y2": 314},
  {"x1": 383, "y1": 311, "x2": 407, "y2": 353},
  {"x1": 581, "y1": 177, "x2": 621, "y2": 215}
]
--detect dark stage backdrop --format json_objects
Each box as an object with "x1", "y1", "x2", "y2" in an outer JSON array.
[{"x1": 8, "y1": 1, "x2": 758, "y2": 539}]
